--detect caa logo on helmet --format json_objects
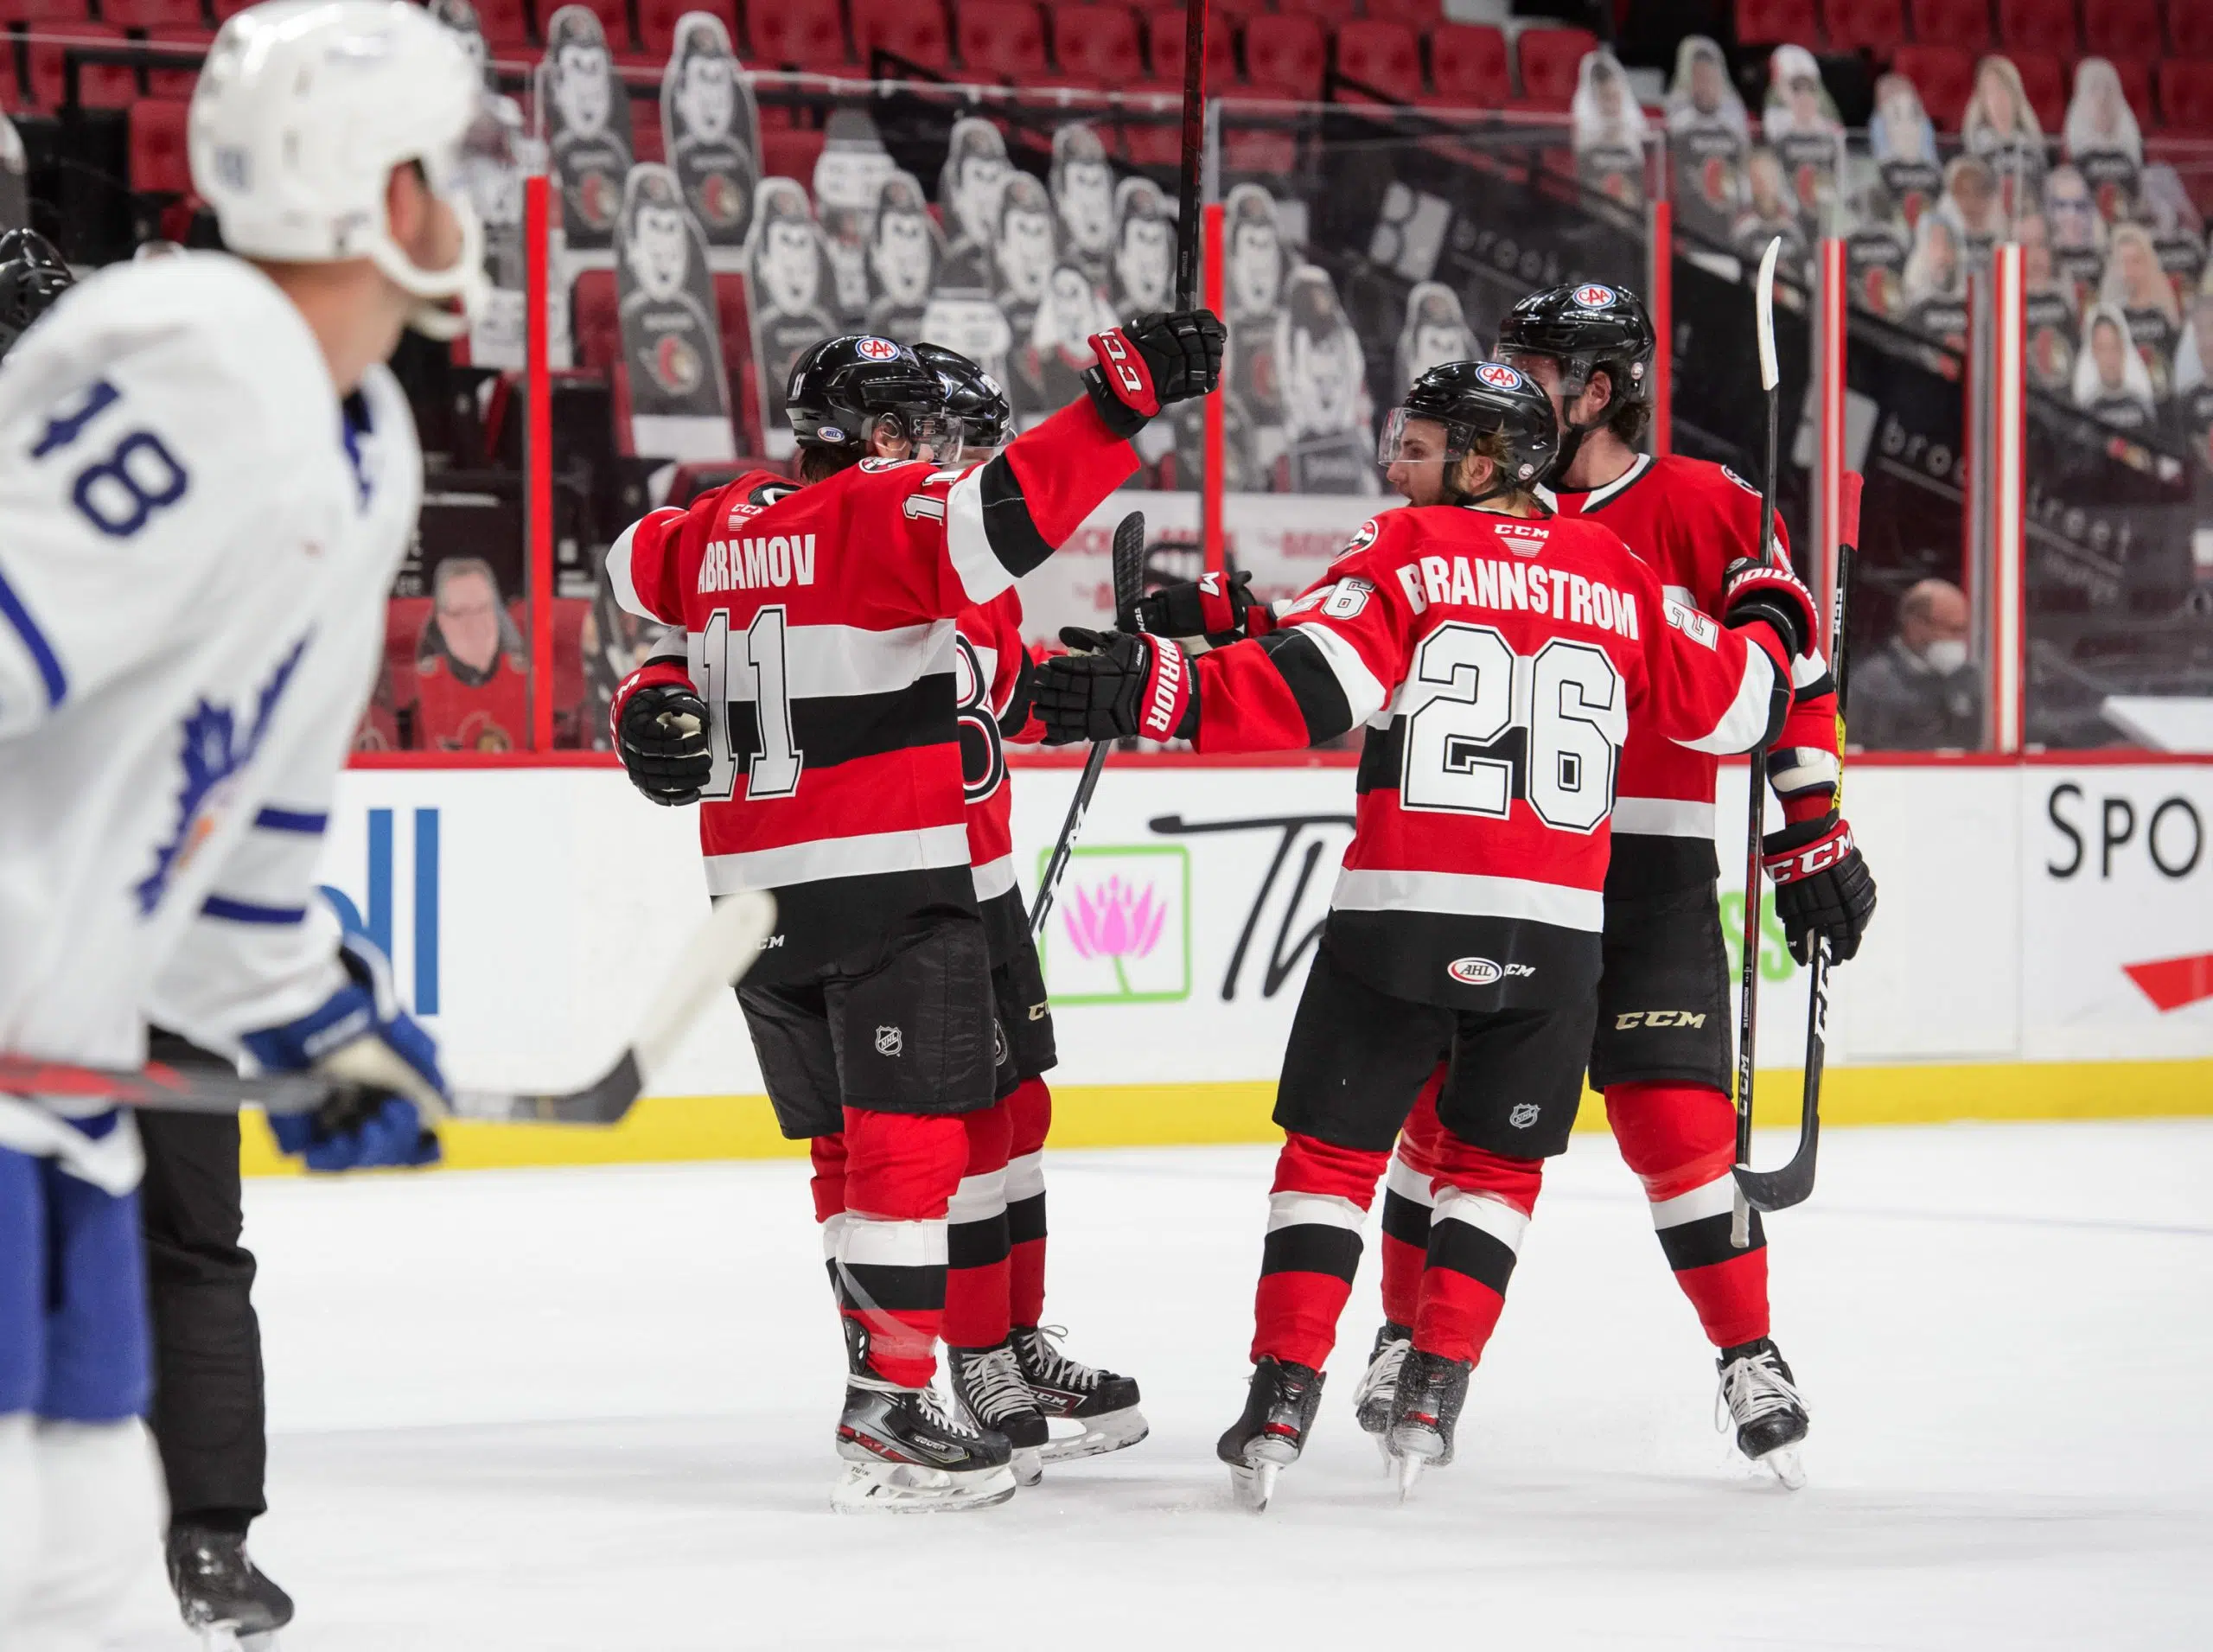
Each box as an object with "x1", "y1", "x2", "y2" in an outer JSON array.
[
  {"x1": 1448, "y1": 957, "x2": 1504, "y2": 986},
  {"x1": 819, "y1": 425, "x2": 847, "y2": 443},
  {"x1": 1572, "y1": 283, "x2": 1617, "y2": 309},
  {"x1": 1474, "y1": 361, "x2": 1523, "y2": 391},
  {"x1": 856, "y1": 336, "x2": 900, "y2": 361}
]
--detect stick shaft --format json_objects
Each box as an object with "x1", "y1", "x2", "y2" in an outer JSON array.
[
  {"x1": 1029, "y1": 741, "x2": 1110, "y2": 941},
  {"x1": 1175, "y1": 0, "x2": 1209, "y2": 308}
]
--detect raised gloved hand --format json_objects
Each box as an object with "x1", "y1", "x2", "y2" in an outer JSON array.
[
  {"x1": 243, "y1": 929, "x2": 443, "y2": 1172},
  {"x1": 1033, "y1": 627, "x2": 1197, "y2": 745},
  {"x1": 615, "y1": 678, "x2": 711, "y2": 807},
  {"x1": 1134, "y1": 570, "x2": 1276, "y2": 647},
  {"x1": 1084, "y1": 309, "x2": 1228, "y2": 437},
  {"x1": 1763, "y1": 810, "x2": 1878, "y2": 965},
  {"x1": 1719, "y1": 555, "x2": 1820, "y2": 664}
]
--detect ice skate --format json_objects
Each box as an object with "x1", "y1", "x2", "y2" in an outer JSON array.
[
  {"x1": 832, "y1": 1375, "x2": 1018, "y2": 1513},
  {"x1": 167, "y1": 1525, "x2": 293, "y2": 1651},
  {"x1": 1352, "y1": 1321, "x2": 1413, "y2": 1466},
  {"x1": 1386, "y1": 1349, "x2": 1471, "y2": 1499},
  {"x1": 948, "y1": 1340, "x2": 1050, "y2": 1487},
  {"x1": 1011, "y1": 1323, "x2": 1149, "y2": 1463},
  {"x1": 1717, "y1": 1336, "x2": 1809, "y2": 1489},
  {"x1": 1216, "y1": 1356, "x2": 1325, "y2": 1513}
]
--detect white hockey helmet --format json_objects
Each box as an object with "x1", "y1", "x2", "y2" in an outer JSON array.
[{"x1": 188, "y1": 0, "x2": 506, "y2": 338}]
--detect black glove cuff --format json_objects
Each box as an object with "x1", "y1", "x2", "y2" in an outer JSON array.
[
  {"x1": 1728, "y1": 597, "x2": 1809, "y2": 661},
  {"x1": 1082, "y1": 366, "x2": 1149, "y2": 438}
]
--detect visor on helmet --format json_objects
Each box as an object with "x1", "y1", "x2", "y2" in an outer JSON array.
[
  {"x1": 371, "y1": 90, "x2": 515, "y2": 341},
  {"x1": 1376, "y1": 406, "x2": 1468, "y2": 469}
]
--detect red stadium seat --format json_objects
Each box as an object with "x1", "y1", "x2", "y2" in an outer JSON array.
[
  {"x1": 1145, "y1": 9, "x2": 1238, "y2": 87},
  {"x1": 2111, "y1": 55, "x2": 2153, "y2": 125},
  {"x1": 1735, "y1": 0, "x2": 1821, "y2": 47},
  {"x1": 472, "y1": 0, "x2": 533, "y2": 49},
  {"x1": 571, "y1": 269, "x2": 620, "y2": 370},
  {"x1": 3, "y1": 0, "x2": 93, "y2": 22},
  {"x1": 1277, "y1": 0, "x2": 1352, "y2": 17},
  {"x1": 1426, "y1": 22, "x2": 1508, "y2": 106},
  {"x1": 1053, "y1": 5, "x2": 1145, "y2": 86},
  {"x1": 1242, "y1": 15, "x2": 1329, "y2": 98},
  {"x1": 2158, "y1": 60, "x2": 2213, "y2": 134},
  {"x1": 537, "y1": 0, "x2": 632, "y2": 52},
  {"x1": 143, "y1": 27, "x2": 212, "y2": 99},
  {"x1": 630, "y1": 117, "x2": 664, "y2": 163},
  {"x1": 1995, "y1": 0, "x2": 2078, "y2": 54},
  {"x1": 129, "y1": 97, "x2": 191, "y2": 194},
  {"x1": 210, "y1": 0, "x2": 255, "y2": 17},
  {"x1": 1222, "y1": 125, "x2": 1297, "y2": 172},
  {"x1": 1821, "y1": 0, "x2": 1905, "y2": 51},
  {"x1": 101, "y1": 0, "x2": 199, "y2": 27},
  {"x1": 634, "y1": 0, "x2": 691, "y2": 57},
  {"x1": 1332, "y1": 19, "x2": 1421, "y2": 103},
  {"x1": 749, "y1": 0, "x2": 848, "y2": 69},
  {"x1": 25, "y1": 27, "x2": 137, "y2": 110},
  {"x1": 759, "y1": 123, "x2": 826, "y2": 181},
  {"x1": 1906, "y1": 0, "x2": 1991, "y2": 49},
  {"x1": 2082, "y1": 0, "x2": 2162, "y2": 60},
  {"x1": 1362, "y1": 0, "x2": 1442, "y2": 25},
  {"x1": 2008, "y1": 48, "x2": 2067, "y2": 131},
  {"x1": 852, "y1": 0, "x2": 951, "y2": 72},
  {"x1": 1515, "y1": 26, "x2": 1596, "y2": 109},
  {"x1": 958, "y1": 0, "x2": 1048, "y2": 80},
  {"x1": 2178, "y1": 9, "x2": 2213, "y2": 57},
  {"x1": 1890, "y1": 42, "x2": 1977, "y2": 128}
]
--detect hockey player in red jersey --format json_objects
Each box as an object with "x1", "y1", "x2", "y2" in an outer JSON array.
[
  {"x1": 1365, "y1": 282, "x2": 1872, "y2": 1485},
  {"x1": 1031, "y1": 361, "x2": 1822, "y2": 1508},
  {"x1": 604, "y1": 315, "x2": 1221, "y2": 1511}
]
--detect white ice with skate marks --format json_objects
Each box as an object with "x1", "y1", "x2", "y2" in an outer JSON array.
[{"x1": 101, "y1": 1123, "x2": 2213, "y2": 1650}]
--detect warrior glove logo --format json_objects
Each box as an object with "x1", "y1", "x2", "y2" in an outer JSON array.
[
  {"x1": 1473, "y1": 361, "x2": 1524, "y2": 391},
  {"x1": 1572, "y1": 283, "x2": 1617, "y2": 309},
  {"x1": 874, "y1": 1024, "x2": 904, "y2": 1057}
]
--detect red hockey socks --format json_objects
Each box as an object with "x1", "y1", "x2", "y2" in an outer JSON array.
[
  {"x1": 1379, "y1": 1072, "x2": 1446, "y2": 1329},
  {"x1": 809, "y1": 1132, "x2": 850, "y2": 1298},
  {"x1": 1252, "y1": 1132, "x2": 1387, "y2": 1370},
  {"x1": 835, "y1": 1107, "x2": 967, "y2": 1388},
  {"x1": 1604, "y1": 1081, "x2": 1770, "y2": 1349},
  {"x1": 1004, "y1": 1077, "x2": 1052, "y2": 1329},
  {"x1": 941, "y1": 1101, "x2": 1012, "y2": 1349},
  {"x1": 1412, "y1": 1132, "x2": 1543, "y2": 1366}
]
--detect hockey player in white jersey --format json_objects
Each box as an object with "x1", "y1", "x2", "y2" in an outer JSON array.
[{"x1": 0, "y1": 3, "x2": 501, "y2": 1645}]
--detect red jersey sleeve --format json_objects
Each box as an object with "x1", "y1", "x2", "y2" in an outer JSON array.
[
  {"x1": 1191, "y1": 516, "x2": 1412, "y2": 753},
  {"x1": 605, "y1": 505, "x2": 690, "y2": 627},
  {"x1": 1635, "y1": 565, "x2": 1791, "y2": 758}
]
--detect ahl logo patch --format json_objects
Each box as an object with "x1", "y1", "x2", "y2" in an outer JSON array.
[
  {"x1": 855, "y1": 336, "x2": 900, "y2": 361},
  {"x1": 1508, "y1": 1102, "x2": 1542, "y2": 1129},
  {"x1": 1474, "y1": 361, "x2": 1524, "y2": 391},
  {"x1": 1572, "y1": 283, "x2": 1617, "y2": 309},
  {"x1": 1449, "y1": 957, "x2": 1503, "y2": 986},
  {"x1": 874, "y1": 1024, "x2": 904, "y2": 1058}
]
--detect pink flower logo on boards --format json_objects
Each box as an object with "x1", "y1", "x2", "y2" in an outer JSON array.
[{"x1": 1064, "y1": 876, "x2": 1167, "y2": 966}]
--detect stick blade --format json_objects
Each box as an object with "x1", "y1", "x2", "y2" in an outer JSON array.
[
  {"x1": 1112, "y1": 511, "x2": 1147, "y2": 629},
  {"x1": 1754, "y1": 236, "x2": 1783, "y2": 391},
  {"x1": 1731, "y1": 1117, "x2": 1820, "y2": 1213}
]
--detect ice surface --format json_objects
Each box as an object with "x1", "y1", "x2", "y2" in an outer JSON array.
[{"x1": 104, "y1": 1122, "x2": 2213, "y2": 1649}]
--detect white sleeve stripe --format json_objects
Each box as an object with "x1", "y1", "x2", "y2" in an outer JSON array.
[
  {"x1": 1677, "y1": 647, "x2": 1777, "y2": 756},
  {"x1": 942, "y1": 468, "x2": 1016, "y2": 608},
  {"x1": 1265, "y1": 1191, "x2": 1369, "y2": 1234},
  {"x1": 1300, "y1": 622, "x2": 1390, "y2": 726},
  {"x1": 1790, "y1": 648, "x2": 1828, "y2": 688},
  {"x1": 606, "y1": 510, "x2": 681, "y2": 624}
]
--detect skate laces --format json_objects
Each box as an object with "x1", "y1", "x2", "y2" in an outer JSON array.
[
  {"x1": 1716, "y1": 1346, "x2": 1804, "y2": 1431},
  {"x1": 960, "y1": 1344, "x2": 1038, "y2": 1425},
  {"x1": 850, "y1": 1370, "x2": 985, "y2": 1439},
  {"x1": 1018, "y1": 1324, "x2": 1104, "y2": 1392},
  {"x1": 1354, "y1": 1336, "x2": 1410, "y2": 1406}
]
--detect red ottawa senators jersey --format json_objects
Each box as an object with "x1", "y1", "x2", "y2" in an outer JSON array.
[
  {"x1": 608, "y1": 397, "x2": 1136, "y2": 982},
  {"x1": 955, "y1": 587, "x2": 1044, "y2": 966},
  {"x1": 413, "y1": 648, "x2": 527, "y2": 752},
  {"x1": 1190, "y1": 505, "x2": 1792, "y2": 1011},
  {"x1": 1544, "y1": 453, "x2": 1843, "y2": 891}
]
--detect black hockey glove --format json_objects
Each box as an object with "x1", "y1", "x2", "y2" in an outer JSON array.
[
  {"x1": 616, "y1": 681, "x2": 712, "y2": 806},
  {"x1": 1762, "y1": 810, "x2": 1878, "y2": 965},
  {"x1": 1719, "y1": 555, "x2": 1819, "y2": 661},
  {"x1": 1083, "y1": 309, "x2": 1227, "y2": 437},
  {"x1": 1034, "y1": 628, "x2": 1198, "y2": 745},
  {"x1": 1134, "y1": 570, "x2": 1277, "y2": 647}
]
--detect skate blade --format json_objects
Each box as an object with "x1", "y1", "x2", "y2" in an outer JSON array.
[
  {"x1": 1228, "y1": 1457, "x2": 1281, "y2": 1513},
  {"x1": 1036, "y1": 1405, "x2": 1149, "y2": 1464},
  {"x1": 1373, "y1": 1430, "x2": 1396, "y2": 1472},
  {"x1": 1012, "y1": 1446, "x2": 1044, "y2": 1488},
  {"x1": 1394, "y1": 1451, "x2": 1425, "y2": 1501},
  {"x1": 831, "y1": 1459, "x2": 1019, "y2": 1514},
  {"x1": 1756, "y1": 1444, "x2": 1807, "y2": 1490},
  {"x1": 195, "y1": 1622, "x2": 279, "y2": 1651}
]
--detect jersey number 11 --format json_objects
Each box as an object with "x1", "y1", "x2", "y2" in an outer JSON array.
[{"x1": 694, "y1": 606, "x2": 803, "y2": 801}]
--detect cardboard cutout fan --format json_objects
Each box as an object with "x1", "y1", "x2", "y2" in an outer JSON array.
[
  {"x1": 539, "y1": 5, "x2": 635, "y2": 252},
  {"x1": 661, "y1": 12, "x2": 762, "y2": 258},
  {"x1": 615, "y1": 164, "x2": 737, "y2": 461}
]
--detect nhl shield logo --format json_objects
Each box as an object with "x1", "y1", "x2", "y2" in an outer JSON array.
[
  {"x1": 1572, "y1": 283, "x2": 1617, "y2": 309},
  {"x1": 874, "y1": 1024, "x2": 904, "y2": 1058},
  {"x1": 856, "y1": 336, "x2": 900, "y2": 361},
  {"x1": 1474, "y1": 361, "x2": 1523, "y2": 391},
  {"x1": 993, "y1": 1020, "x2": 1009, "y2": 1068},
  {"x1": 1508, "y1": 1102, "x2": 1541, "y2": 1129}
]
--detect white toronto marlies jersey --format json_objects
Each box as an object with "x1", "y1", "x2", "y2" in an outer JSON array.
[{"x1": 0, "y1": 252, "x2": 421, "y2": 1188}]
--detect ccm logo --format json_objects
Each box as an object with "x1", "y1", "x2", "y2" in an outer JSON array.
[
  {"x1": 1099, "y1": 329, "x2": 1144, "y2": 394},
  {"x1": 1614, "y1": 1010, "x2": 1706, "y2": 1029},
  {"x1": 1782, "y1": 827, "x2": 1855, "y2": 877}
]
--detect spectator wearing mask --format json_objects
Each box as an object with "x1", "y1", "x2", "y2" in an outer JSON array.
[{"x1": 1853, "y1": 578, "x2": 1981, "y2": 749}]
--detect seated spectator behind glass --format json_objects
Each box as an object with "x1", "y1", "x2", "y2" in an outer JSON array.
[
  {"x1": 2016, "y1": 212, "x2": 2080, "y2": 392},
  {"x1": 2174, "y1": 286, "x2": 2213, "y2": 473},
  {"x1": 1763, "y1": 43, "x2": 1845, "y2": 233},
  {"x1": 2073, "y1": 301, "x2": 2159, "y2": 431},
  {"x1": 2063, "y1": 58, "x2": 2142, "y2": 225},
  {"x1": 415, "y1": 556, "x2": 529, "y2": 752},
  {"x1": 2101, "y1": 223, "x2": 2181, "y2": 401},
  {"x1": 1841, "y1": 156, "x2": 1910, "y2": 320},
  {"x1": 1870, "y1": 72, "x2": 1942, "y2": 233},
  {"x1": 1961, "y1": 55, "x2": 2045, "y2": 219},
  {"x1": 1853, "y1": 578, "x2": 1981, "y2": 750},
  {"x1": 2044, "y1": 163, "x2": 2109, "y2": 314},
  {"x1": 2137, "y1": 166, "x2": 2208, "y2": 304},
  {"x1": 1733, "y1": 146, "x2": 1808, "y2": 265},
  {"x1": 1665, "y1": 35, "x2": 1749, "y2": 244},
  {"x1": 1900, "y1": 210, "x2": 1967, "y2": 349},
  {"x1": 1942, "y1": 155, "x2": 2007, "y2": 263},
  {"x1": 1571, "y1": 48, "x2": 1649, "y2": 209}
]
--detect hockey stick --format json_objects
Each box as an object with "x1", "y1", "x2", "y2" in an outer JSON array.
[
  {"x1": 1030, "y1": 511, "x2": 1148, "y2": 941},
  {"x1": 1734, "y1": 479, "x2": 1860, "y2": 1215},
  {"x1": 1730, "y1": 237, "x2": 1784, "y2": 1252},
  {"x1": 1174, "y1": 0, "x2": 1209, "y2": 310},
  {"x1": 0, "y1": 890, "x2": 777, "y2": 1126}
]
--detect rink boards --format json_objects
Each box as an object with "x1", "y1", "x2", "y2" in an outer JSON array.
[{"x1": 239, "y1": 756, "x2": 2213, "y2": 1172}]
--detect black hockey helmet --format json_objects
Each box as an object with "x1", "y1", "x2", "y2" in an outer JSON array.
[
  {"x1": 1381, "y1": 358, "x2": 1559, "y2": 507},
  {"x1": 913, "y1": 341, "x2": 1011, "y2": 451},
  {"x1": 784, "y1": 333, "x2": 957, "y2": 456},
  {"x1": 1496, "y1": 280, "x2": 1655, "y2": 478},
  {"x1": 0, "y1": 232, "x2": 74, "y2": 362}
]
